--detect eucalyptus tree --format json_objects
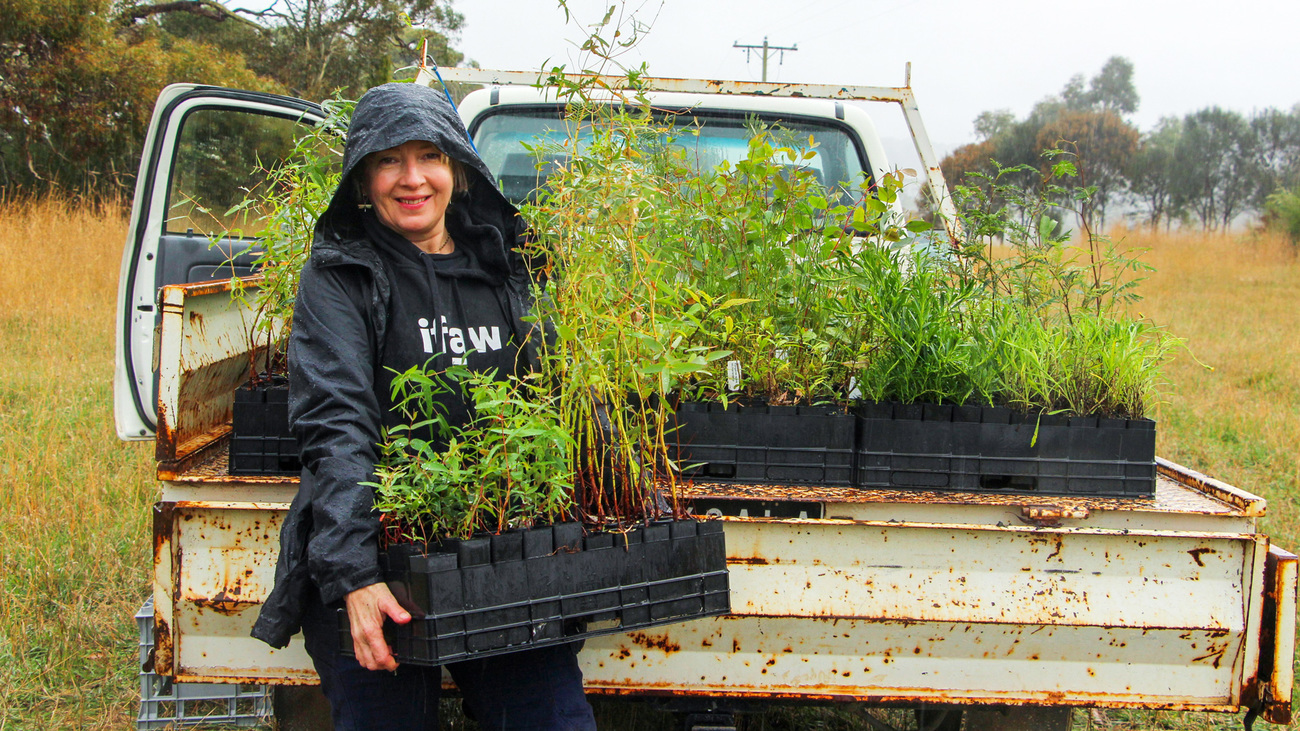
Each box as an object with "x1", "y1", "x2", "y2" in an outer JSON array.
[
  {"x1": 1174, "y1": 107, "x2": 1258, "y2": 230},
  {"x1": 0, "y1": 0, "x2": 271, "y2": 195},
  {"x1": 1128, "y1": 118, "x2": 1183, "y2": 231},
  {"x1": 151, "y1": 0, "x2": 465, "y2": 100},
  {"x1": 1248, "y1": 106, "x2": 1300, "y2": 209}
]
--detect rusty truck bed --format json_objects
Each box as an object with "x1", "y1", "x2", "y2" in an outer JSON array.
[{"x1": 147, "y1": 278, "x2": 1295, "y2": 725}]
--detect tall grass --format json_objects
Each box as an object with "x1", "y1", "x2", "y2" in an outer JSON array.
[
  {"x1": 1096, "y1": 227, "x2": 1300, "y2": 731},
  {"x1": 0, "y1": 195, "x2": 155, "y2": 729},
  {"x1": 0, "y1": 197, "x2": 1295, "y2": 729},
  {"x1": 1134, "y1": 229, "x2": 1300, "y2": 542}
]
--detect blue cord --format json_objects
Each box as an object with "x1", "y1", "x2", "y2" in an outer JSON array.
[{"x1": 429, "y1": 58, "x2": 479, "y2": 154}]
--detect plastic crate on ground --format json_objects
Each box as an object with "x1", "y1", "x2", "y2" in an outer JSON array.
[{"x1": 136, "y1": 598, "x2": 272, "y2": 730}]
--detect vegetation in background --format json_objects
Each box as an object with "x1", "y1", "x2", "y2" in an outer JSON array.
[
  {"x1": 0, "y1": 0, "x2": 276, "y2": 196},
  {"x1": 153, "y1": 0, "x2": 464, "y2": 100},
  {"x1": 0, "y1": 0, "x2": 463, "y2": 199},
  {"x1": 942, "y1": 56, "x2": 1300, "y2": 234},
  {"x1": 0, "y1": 199, "x2": 1293, "y2": 730},
  {"x1": 0, "y1": 196, "x2": 154, "y2": 728},
  {"x1": 1264, "y1": 186, "x2": 1300, "y2": 245}
]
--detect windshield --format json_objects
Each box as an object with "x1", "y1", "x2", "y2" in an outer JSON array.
[{"x1": 470, "y1": 106, "x2": 872, "y2": 206}]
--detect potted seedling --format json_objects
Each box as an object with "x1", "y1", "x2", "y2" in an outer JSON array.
[
  {"x1": 841, "y1": 157, "x2": 1173, "y2": 497},
  {"x1": 659, "y1": 133, "x2": 913, "y2": 487},
  {"x1": 220, "y1": 98, "x2": 351, "y2": 475},
  {"x1": 344, "y1": 363, "x2": 729, "y2": 665},
  {"x1": 525, "y1": 86, "x2": 1173, "y2": 499},
  {"x1": 333, "y1": 71, "x2": 733, "y2": 665}
]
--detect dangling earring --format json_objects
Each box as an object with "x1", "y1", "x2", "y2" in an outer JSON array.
[{"x1": 357, "y1": 199, "x2": 373, "y2": 211}]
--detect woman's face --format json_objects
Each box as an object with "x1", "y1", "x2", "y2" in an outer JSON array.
[{"x1": 363, "y1": 140, "x2": 455, "y2": 252}]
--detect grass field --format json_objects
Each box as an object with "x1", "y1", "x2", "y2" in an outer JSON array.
[{"x1": 0, "y1": 198, "x2": 1295, "y2": 729}]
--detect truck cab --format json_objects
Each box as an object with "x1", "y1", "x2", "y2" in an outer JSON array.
[{"x1": 115, "y1": 68, "x2": 1296, "y2": 730}]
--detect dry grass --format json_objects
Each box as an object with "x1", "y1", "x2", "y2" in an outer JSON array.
[
  {"x1": 1087, "y1": 227, "x2": 1300, "y2": 731},
  {"x1": 1130, "y1": 228, "x2": 1300, "y2": 541},
  {"x1": 0, "y1": 195, "x2": 155, "y2": 729},
  {"x1": 0, "y1": 198, "x2": 1296, "y2": 729}
]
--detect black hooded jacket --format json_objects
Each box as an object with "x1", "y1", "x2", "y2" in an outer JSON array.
[{"x1": 252, "y1": 82, "x2": 542, "y2": 648}]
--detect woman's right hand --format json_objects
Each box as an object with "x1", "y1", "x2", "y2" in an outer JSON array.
[{"x1": 344, "y1": 582, "x2": 412, "y2": 671}]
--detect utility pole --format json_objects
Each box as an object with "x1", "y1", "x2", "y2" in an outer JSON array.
[{"x1": 733, "y1": 37, "x2": 798, "y2": 82}]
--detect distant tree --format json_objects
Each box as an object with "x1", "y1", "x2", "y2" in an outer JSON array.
[
  {"x1": 1036, "y1": 109, "x2": 1139, "y2": 229},
  {"x1": 1247, "y1": 106, "x2": 1300, "y2": 208},
  {"x1": 1128, "y1": 118, "x2": 1183, "y2": 231},
  {"x1": 941, "y1": 139, "x2": 1000, "y2": 191},
  {"x1": 1173, "y1": 107, "x2": 1258, "y2": 230},
  {"x1": 1058, "y1": 57, "x2": 1138, "y2": 115},
  {"x1": 1085, "y1": 57, "x2": 1139, "y2": 115},
  {"x1": 1060, "y1": 74, "x2": 1090, "y2": 111},
  {"x1": 973, "y1": 109, "x2": 1015, "y2": 142},
  {"x1": 1263, "y1": 186, "x2": 1300, "y2": 245},
  {"x1": 0, "y1": 0, "x2": 273, "y2": 195},
  {"x1": 150, "y1": 0, "x2": 465, "y2": 100},
  {"x1": 943, "y1": 56, "x2": 1142, "y2": 226}
]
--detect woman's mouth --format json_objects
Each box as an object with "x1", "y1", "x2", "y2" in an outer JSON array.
[{"x1": 397, "y1": 195, "x2": 430, "y2": 209}]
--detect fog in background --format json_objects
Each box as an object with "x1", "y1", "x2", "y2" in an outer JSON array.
[{"x1": 454, "y1": 0, "x2": 1300, "y2": 173}]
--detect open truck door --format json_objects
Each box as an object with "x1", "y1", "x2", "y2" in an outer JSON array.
[{"x1": 114, "y1": 85, "x2": 323, "y2": 440}]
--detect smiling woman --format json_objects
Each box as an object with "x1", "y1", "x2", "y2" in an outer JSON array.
[
  {"x1": 359, "y1": 139, "x2": 467, "y2": 254},
  {"x1": 250, "y1": 82, "x2": 597, "y2": 730}
]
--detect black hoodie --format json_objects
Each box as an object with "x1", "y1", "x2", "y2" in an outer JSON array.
[{"x1": 252, "y1": 82, "x2": 542, "y2": 648}]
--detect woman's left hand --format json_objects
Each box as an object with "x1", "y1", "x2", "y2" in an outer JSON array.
[{"x1": 345, "y1": 582, "x2": 412, "y2": 671}]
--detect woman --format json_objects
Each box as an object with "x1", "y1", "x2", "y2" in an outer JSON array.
[{"x1": 252, "y1": 82, "x2": 597, "y2": 731}]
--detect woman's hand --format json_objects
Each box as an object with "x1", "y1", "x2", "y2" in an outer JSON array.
[{"x1": 344, "y1": 582, "x2": 412, "y2": 671}]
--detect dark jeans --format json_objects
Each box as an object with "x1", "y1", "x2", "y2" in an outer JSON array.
[{"x1": 300, "y1": 593, "x2": 597, "y2": 731}]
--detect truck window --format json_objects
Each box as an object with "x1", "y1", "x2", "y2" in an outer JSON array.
[
  {"x1": 164, "y1": 108, "x2": 303, "y2": 238},
  {"x1": 471, "y1": 107, "x2": 871, "y2": 206}
]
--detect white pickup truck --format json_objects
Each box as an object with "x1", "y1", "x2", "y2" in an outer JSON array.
[{"x1": 114, "y1": 64, "x2": 1297, "y2": 730}]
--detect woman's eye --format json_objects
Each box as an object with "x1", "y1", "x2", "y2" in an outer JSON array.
[{"x1": 423, "y1": 151, "x2": 444, "y2": 162}]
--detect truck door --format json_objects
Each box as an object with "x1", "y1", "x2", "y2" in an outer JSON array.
[{"x1": 114, "y1": 85, "x2": 324, "y2": 440}]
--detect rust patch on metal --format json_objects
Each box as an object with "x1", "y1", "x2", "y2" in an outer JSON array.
[
  {"x1": 154, "y1": 502, "x2": 176, "y2": 557},
  {"x1": 1157, "y1": 457, "x2": 1266, "y2": 516},
  {"x1": 580, "y1": 683, "x2": 1242, "y2": 712},
  {"x1": 1021, "y1": 505, "x2": 1089, "y2": 527},
  {"x1": 1187, "y1": 547, "x2": 1215, "y2": 567},
  {"x1": 730, "y1": 557, "x2": 770, "y2": 566},
  {"x1": 163, "y1": 276, "x2": 263, "y2": 301},
  {"x1": 193, "y1": 590, "x2": 257, "y2": 615},
  {"x1": 174, "y1": 671, "x2": 320, "y2": 686},
  {"x1": 154, "y1": 613, "x2": 173, "y2": 676},
  {"x1": 1258, "y1": 546, "x2": 1297, "y2": 725},
  {"x1": 628, "y1": 632, "x2": 681, "y2": 654},
  {"x1": 676, "y1": 474, "x2": 1237, "y2": 516}
]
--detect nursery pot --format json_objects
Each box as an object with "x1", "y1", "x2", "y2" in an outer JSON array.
[
  {"x1": 338, "y1": 519, "x2": 730, "y2": 666},
  {"x1": 671, "y1": 401, "x2": 856, "y2": 487},
  {"x1": 854, "y1": 401, "x2": 1156, "y2": 498},
  {"x1": 229, "y1": 378, "x2": 301, "y2": 476}
]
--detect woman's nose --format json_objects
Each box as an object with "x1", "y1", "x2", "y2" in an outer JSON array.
[{"x1": 398, "y1": 157, "x2": 422, "y2": 186}]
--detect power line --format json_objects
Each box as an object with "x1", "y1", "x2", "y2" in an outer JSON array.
[{"x1": 733, "y1": 37, "x2": 798, "y2": 82}]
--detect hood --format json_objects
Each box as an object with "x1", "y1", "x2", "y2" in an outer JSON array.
[{"x1": 316, "y1": 82, "x2": 524, "y2": 280}]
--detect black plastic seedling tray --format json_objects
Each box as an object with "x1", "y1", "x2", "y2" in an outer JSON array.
[
  {"x1": 338, "y1": 519, "x2": 730, "y2": 665},
  {"x1": 228, "y1": 381, "x2": 301, "y2": 476},
  {"x1": 672, "y1": 402, "x2": 855, "y2": 486},
  {"x1": 854, "y1": 401, "x2": 1156, "y2": 497}
]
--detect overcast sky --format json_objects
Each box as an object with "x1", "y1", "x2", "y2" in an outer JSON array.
[{"x1": 454, "y1": 0, "x2": 1300, "y2": 166}]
